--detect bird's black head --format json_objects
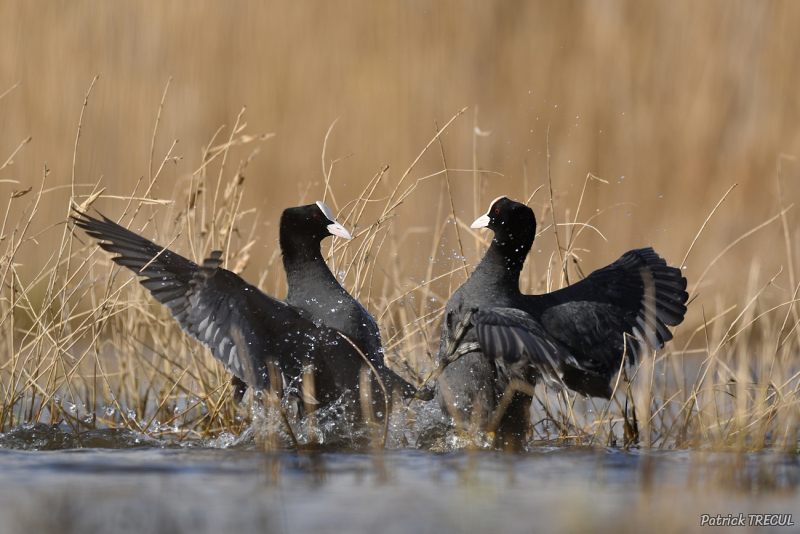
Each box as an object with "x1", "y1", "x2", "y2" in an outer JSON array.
[
  {"x1": 280, "y1": 201, "x2": 351, "y2": 247},
  {"x1": 471, "y1": 196, "x2": 537, "y2": 246}
]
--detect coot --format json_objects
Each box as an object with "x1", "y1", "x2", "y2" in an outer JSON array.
[
  {"x1": 280, "y1": 202, "x2": 415, "y2": 401},
  {"x1": 433, "y1": 196, "x2": 688, "y2": 446},
  {"x1": 73, "y1": 202, "x2": 407, "y2": 423}
]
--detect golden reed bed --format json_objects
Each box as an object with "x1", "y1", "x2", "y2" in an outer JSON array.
[{"x1": 1, "y1": 1, "x2": 799, "y2": 451}]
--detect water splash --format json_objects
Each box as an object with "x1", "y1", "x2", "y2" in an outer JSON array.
[{"x1": 0, "y1": 423, "x2": 164, "y2": 451}]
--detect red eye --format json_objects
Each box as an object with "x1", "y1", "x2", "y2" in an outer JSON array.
[
  {"x1": 313, "y1": 214, "x2": 320, "y2": 219},
  {"x1": 494, "y1": 209, "x2": 500, "y2": 214}
]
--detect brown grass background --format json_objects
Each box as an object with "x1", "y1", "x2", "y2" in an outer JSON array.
[{"x1": 2, "y1": 0, "x2": 800, "y2": 333}]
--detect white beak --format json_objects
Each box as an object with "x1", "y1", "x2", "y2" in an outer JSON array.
[
  {"x1": 471, "y1": 196, "x2": 507, "y2": 229},
  {"x1": 327, "y1": 221, "x2": 352, "y2": 240},
  {"x1": 471, "y1": 214, "x2": 491, "y2": 229},
  {"x1": 316, "y1": 200, "x2": 352, "y2": 240}
]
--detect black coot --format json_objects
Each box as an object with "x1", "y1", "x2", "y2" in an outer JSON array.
[
  {"x1": 434, "y1": 196, "x2": 688, "y2": 446},
  {"x1": 72, "y1": 202, "x2": 407, "y2": 421},
  {"x1": 279, "y1": 202, "x2": 416, "y2": 402}
]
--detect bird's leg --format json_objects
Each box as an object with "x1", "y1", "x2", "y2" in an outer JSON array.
[{"x1": 416, "y1": 308, "x2": 479, "y2": 400}]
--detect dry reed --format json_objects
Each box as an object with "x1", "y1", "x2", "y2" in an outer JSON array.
[{"x1": 0, "y1": 74, "x2": 798, "y2": 455}]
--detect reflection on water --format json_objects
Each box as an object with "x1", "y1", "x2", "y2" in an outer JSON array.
[{"x1": 1, "y1": 435, "x2": 799, "y2": 534}]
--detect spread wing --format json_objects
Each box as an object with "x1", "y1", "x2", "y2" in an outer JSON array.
[
  {"x1": 471, "y1": 307, "x2": 588, "y2": 389},
  {"x1": 533, "y1": 247, "x2": 688, "y2": 374},
  {"x1": 73, "y1": 211, "x2": 357, "y2": 399}
]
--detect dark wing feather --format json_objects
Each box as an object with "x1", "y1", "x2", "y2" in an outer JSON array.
[
  {"x1": 179, "y1": 262, "x2": 361, "y2": 402},
  {"x1": 471, "y1": 307, "x2": 585, "y2": 388},
  {"x1": 532, "y1": 247, "x2": 688, "y2": 373},
  {"x1": 72, "y1": 211, "x2": 359, "y2": 401}
]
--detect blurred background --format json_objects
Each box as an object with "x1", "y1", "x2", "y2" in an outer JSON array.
[{"x1": 1, "y1": 0, "x2": 799, "y2": 335}]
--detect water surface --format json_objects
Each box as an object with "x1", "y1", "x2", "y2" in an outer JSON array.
[{"x1": 1, "y1": 436, "x2": 799, "y2": 533}]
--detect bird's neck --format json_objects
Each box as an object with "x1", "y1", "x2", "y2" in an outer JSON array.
[
  {"x1": 281, "y1": 237, "x2": 342, "y2": 294},
  {"x1": 471, "y1": 236, "x2": 531, "y2": 290}
]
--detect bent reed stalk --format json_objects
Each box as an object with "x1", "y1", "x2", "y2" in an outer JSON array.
[{"x1": 0, "y1": 88, "x2": 798, "y2": 453}]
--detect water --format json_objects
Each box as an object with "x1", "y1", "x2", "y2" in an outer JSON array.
[{"x1": 1, "y1": 427, "x2": 800, "y2": 534}]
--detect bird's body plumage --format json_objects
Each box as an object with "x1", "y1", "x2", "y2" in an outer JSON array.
[
  {"x1": 73, "y1": 211, "x2": 364, "y2": 408},
  {"x1": 280, "y1": 204, "x2": 415, "y2": 399},
  {"x1": 74, "y1": 202, "x2": 412, "y2": 428},
  {"x1": 435, "y1": 197, "x2": 688, "y2": 446}
]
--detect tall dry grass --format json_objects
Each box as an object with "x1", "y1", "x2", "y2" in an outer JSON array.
[
  {"x1": 0, "y1": 79, "x2": 798, "y2": 452},
  {"x1": 1, "y1": 1, "x2": 800, "y2": 450},
  {"x1": 2, "y1": 1, "x2": 800, "y2": 291}
]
